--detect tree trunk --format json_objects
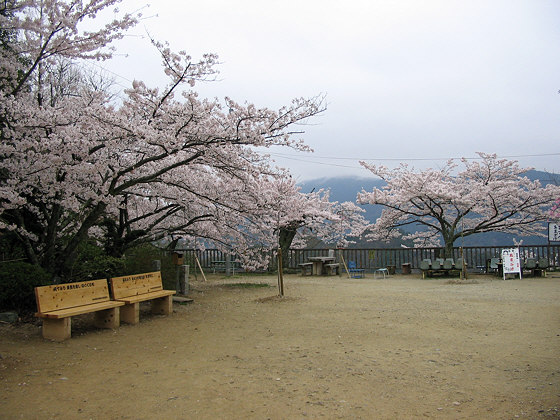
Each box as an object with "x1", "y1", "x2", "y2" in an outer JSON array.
[
  {"x1": 278, "y1": 227, "x2": 297, "y2": 269},
  {"x1": 443, "y1": 238, "x2": 454, "y2": 259},
  {"x1": 57, "y1": 202, "x2": 107, "y2": 278}
]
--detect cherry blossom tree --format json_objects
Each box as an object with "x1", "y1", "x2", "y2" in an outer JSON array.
[
  {"x1": 551, "y1": 198, "x2": 560, "y2": 221},
  {"x1": 0, "y1": 0, "x2": 327, "y2": 279},
  {"x1": 157, "y1": 175, "x2": 368, "y2": 272},
  {"x1": 358, "y1": 153, "x2": 560, "y2": 257},
  {"x1": 227, "y1": 176, "x2": 369, "y2": 270}
]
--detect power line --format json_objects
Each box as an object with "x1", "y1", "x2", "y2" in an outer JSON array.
[
  {"x1": 265, "y1": 151, "x2": 560, "y2": 173},
  {"x1": 269, "y1": 151, "x2": 560, "y2": 162},
  {"x1": 268, "y1": 154, "x2": 361, "y2": 169}
]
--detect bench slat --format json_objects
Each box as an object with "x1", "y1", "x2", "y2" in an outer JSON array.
[
  {"x1": 35, "y1": 279, "x2": 113, "y2": 314},
  {"x1": 111, "y1": 271, "x2": 175, "y2": 324},
  {"x1": 116, "y1": 289, "x2": 175, "y2": 304},
  {"x1": 36, "y1": 300, "x2": 124, "y2": 319},
  {"x1": 110, "y1": 271, "x2": 172, "y2": 299}
]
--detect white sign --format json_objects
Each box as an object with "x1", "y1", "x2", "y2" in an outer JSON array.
[
  {"x1": 549, "y1": 223, "x2": 560, "y2": 242},
  {"x1": 501, "y1": 248, "x2": 522, "y2": 279}
]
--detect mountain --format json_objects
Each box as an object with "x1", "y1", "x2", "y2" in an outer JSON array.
[
  {"x1": 298, "y1": 175, "x2": 386, "y2": 223},
  {"x1": 298, "y1": 170, "x2": 557, "y2": 246}
]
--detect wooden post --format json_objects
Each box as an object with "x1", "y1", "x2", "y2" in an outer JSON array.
[
  {"x1": 152, "y1": 295, "x2": 173, "y2": 315},
  {"x1": 93, "y1": 307, "x2": 121, "y2": 329},
  {"x1": 460, "y1": 247, "x2": 467, "y2": 281},
  {"x1": 277, "y1": 247, "x2": 284, "y2": 297},
  {"x1": 42, "y1": 317, "x2": 71, "y2": 341},
  {"x1": 120, "y1": 303, "x2": 140, "y2": 324},
  {"x1": 225, "y1": 253, "x2": 232, "y2": 277},
  {"x1": 339, "y1": 250, "x2": 350, "y2": 278},
  {"x1": 175, "y1": 264, "x2": 189, "y2": 295},
  {"x1": 194, "y1": 253, "x2": 207, "y2": 282}
]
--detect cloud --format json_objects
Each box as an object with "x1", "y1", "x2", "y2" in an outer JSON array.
[{"x1": 102, "y1": 0, "x2": 560, "y2": 179}]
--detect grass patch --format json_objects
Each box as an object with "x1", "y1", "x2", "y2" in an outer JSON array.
[{"x1": 222, "y1": 282, "x2": 270, "y2": 289}]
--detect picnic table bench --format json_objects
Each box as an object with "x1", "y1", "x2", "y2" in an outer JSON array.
[
  {"x1": 523, "y1": 257, "x2": 549, "y2": 277},
  {"x1": 420, "y1": 258, "x2": 466, "y2": 278},
  {"x1": 35, "y1": 279, "x2": 124, "y2": 341},
  {"x1": 110, "y1": 271, "x2": 175, "y2": 325},
  {"x1": 324, "y1": 263, "x2": 340, "y2": 275},
  {"x1": 298, "y1": 262, "x2": 313, "y2": 276}
]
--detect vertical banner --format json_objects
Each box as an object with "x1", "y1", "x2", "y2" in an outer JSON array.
[
  {"x1": 501, "y1": 248, "x2": 522, "y2": 280},
  {"x1": 549, "y1": 223, "x2": 560, "y2": 242}
]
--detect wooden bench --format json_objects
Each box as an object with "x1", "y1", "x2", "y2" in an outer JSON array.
[
  {"x1": 35, "y1": 279, "x2": 124, "y2": 341},
  {"x1": 110, "y1": 271, "x2": 175, "y2": 325},
  {"x1": 298, "y1": 262, "x2": 313, "y2": 276}
]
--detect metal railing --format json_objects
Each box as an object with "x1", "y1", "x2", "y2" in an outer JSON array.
[{"x1": 179, "y1": 244, "x2": 560, "y2": 273}]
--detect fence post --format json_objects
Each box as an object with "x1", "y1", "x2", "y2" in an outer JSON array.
[{"x1": 176, "y1": 264, "x2": 189, "y2": 295}]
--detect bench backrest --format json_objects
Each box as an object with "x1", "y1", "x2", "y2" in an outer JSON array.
[
  {"x1": 419, "y1": 259, "x2": 431, "y2": 270},
  {"x1": 525, "y1": 258, "x2": 537, "y2": 269},
  {"x1": 35, "y1": 279, "x2": 111, "y2": 313},
  {"x1": 538, "y1": 257, "x2": 549, "y2": 269},
  {"x1": 110, "y1": 271, "x2": 164, "y2": 299}
]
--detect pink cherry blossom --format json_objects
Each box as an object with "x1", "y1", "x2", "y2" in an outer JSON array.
[
  {"x1": 358, "y1": 153, "x2": 560, "y2": 257},
  {"x1": 1, "y1": 1, "x2": 353, "y2": 278}
]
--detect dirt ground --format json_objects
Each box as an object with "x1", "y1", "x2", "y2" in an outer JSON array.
[{"x1": 1, "y1": 272, "x2": 559, "y2": 419}]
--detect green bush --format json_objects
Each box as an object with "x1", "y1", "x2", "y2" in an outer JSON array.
[
  {"x1": 0, "y1": 261, "x2": 51, "y2": 313},
  {"x1": 70, "y1": 241, "x2": 127, "y2": 281},
  {"x1": 123, "y1": 243, "x2": 176, "y2": 289}
]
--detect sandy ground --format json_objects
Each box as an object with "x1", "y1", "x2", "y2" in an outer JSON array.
[{"x1": 1, "y1": 272, "x2": 560, "y2": 419}]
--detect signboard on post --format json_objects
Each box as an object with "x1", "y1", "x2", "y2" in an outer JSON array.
[
  {"x1": 501, "y1": 248, "x2": 522, "y2": 280},
  {"x1": 549, "y1": 223, "x2": 560, "y2": 242}
]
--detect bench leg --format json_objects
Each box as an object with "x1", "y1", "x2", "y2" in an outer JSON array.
[
  {"x1": 42, "y1": 317, "x2": 71, "y2": 341},
  {"x1": 120, "y1": 303, "x2": 140, "y2": 325},
  {"x1": 94, "y1": 307, "x2": 120, "y2": 329},
  {"x1": 152, "y1": 295, "x2": 173, "y2": 316}
]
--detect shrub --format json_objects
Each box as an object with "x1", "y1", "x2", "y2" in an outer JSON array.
[
  {"x1": 0, "y1": 262, "x2": 51, "y2": 313},
  {"x1": 69, "y1": 241, "x2": 127, "y2": 281},
  {"x1": 123, "y1": 243, "x2": 176, "y2": 289}
]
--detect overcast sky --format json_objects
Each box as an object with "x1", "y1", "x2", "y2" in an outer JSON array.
[{"x1": 100, "y1": 0, "x2": 560, "y2": 181}]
